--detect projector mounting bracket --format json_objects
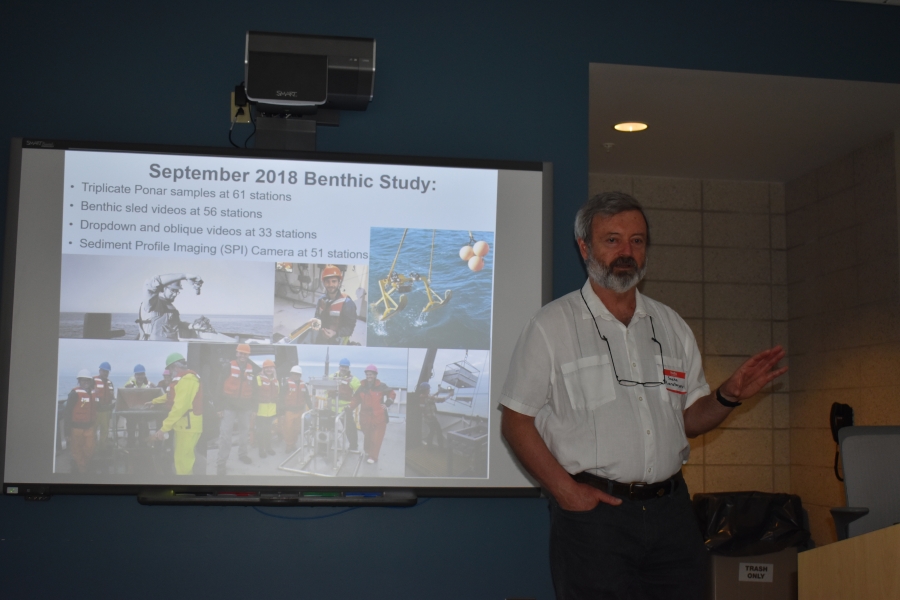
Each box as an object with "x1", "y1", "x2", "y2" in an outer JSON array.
[{"x1": 254, "y1": 109, "x2": 340, "y2": 152}]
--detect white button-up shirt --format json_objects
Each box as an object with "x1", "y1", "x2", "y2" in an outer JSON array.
[{"x1": 500, "y1": 280, "x2": 709, "y2": 484}]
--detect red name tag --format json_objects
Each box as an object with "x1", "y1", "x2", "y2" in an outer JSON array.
[{"x1": 663, "y1": 369, "x2": 686, "y2": 394}]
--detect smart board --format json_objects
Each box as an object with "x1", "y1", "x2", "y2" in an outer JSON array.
[{"x1": 1, "y1": 139, "x2": 551, "y2": 498}]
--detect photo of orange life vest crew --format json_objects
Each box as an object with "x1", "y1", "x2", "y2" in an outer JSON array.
[
  {"x1": 55, "y1": 339, "x2": 194, "y2": 476},
  {"x1": 272, "y1": 262, "x2": 368, "y2": 346},
  {"x1": 54, "y1": 339, "x2": 408, "y2": 479}
]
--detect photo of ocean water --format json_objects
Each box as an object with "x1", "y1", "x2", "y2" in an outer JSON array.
[
  {"x1": 367, "y1": 228, "x2": 494, "y2": 350},
  {"x1": 59, "y1": 313, "x2": 273, "y2": 340}
]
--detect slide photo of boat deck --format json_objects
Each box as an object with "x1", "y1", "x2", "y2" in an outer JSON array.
[
  {"x1": 405, "y1": 348, "x2": 490, "y2": 479},
  {"x1": 59, "y1": 254, "x2": 274, "y2": 343}
]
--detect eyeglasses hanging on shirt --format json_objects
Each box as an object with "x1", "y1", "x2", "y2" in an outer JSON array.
[{"x1": 580, "y1": 289, "x2": 665, "y2": 387}]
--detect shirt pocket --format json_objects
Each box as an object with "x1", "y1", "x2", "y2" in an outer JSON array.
[
  {"x1": 656, "y1": 355, "x2": 687, "y2": 410},
  {"x1": 561, "y1": 355, "x2": 617, "y2": 411}
]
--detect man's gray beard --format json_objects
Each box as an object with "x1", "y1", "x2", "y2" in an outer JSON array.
[{"x1": 585, "y1": 253, "x2": 647, "y2": 293}]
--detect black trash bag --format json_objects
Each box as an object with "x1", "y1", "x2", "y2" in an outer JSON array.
[{"x1": 692, "y1": 492, "x2": 811, "y2": 557}]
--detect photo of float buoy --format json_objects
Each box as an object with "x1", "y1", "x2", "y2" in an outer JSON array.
[
  {"x1": 367, "y1": 227, "x2": 494, "y2": 350},
  {"x1": 460, "y1": 232, "x2": 490, "y2": 270},
  {"x1": 372, "y1": 228, "x2": 455, "y2": 320}
]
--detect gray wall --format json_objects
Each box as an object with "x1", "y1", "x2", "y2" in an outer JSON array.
[{"x1": 785, "y1": 132, "x2": 900, "y2": 545}]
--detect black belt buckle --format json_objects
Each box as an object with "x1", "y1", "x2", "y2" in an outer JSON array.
[
  {"x1": 627, "y1": 482, "x2": 668, "y2": 501},
  {"x1": 628, "y1": 483, "x2": 650, "y2": 501},
  {"x1": 573, "y1": 471, "x2": 676, "y2": 501}
]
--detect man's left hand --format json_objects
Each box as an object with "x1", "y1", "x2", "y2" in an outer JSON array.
[
  {"x1": 684, "y1": 346, "x2": 788, "y2": 438},
  {"x1": 719, "y1": 345, "x2": 788, "y2": 402}
]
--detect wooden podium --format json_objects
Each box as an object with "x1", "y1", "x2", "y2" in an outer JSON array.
[{"x1": 798, "y1": 523, "x2": 900, "y2": 599}]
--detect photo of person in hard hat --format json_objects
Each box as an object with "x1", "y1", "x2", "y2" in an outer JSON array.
[
  {"x1": 215, "y1": 343, "x2": 257, "y2": 475},
  {"x1": 59, "y1": 255, "x2": 275, "y2": 342},
  {"x1": 284, "y1": 345, "x2": 408, "y2": 477},
  {"x1": 147, "y1": 369, "x2": 175, "y2": 411},
  {"x1": 349, "y1": 364, "x2": 396, "y2": 464},
  {"x1": 64, "y1": 369, "x2": 99, "y2": 474},
  {"x1": 309, "y1": 265, "x2": 358, "y2": 345},
  {"x1": 272, "y1": 263, "x2": 368, "y2": 345},
  {"x1": 141, "y1": 273, "x2": 204, "y2": 340},
  {"x1": 157, "y1": 369, "x2": 173, "y2": 391},
  {"x1": 93, "y1": 361, "x2": 115, "y2": 454},
  {"x1": 53, "y1": 339, "x2": 191, "y2": 475},
  {"x1": 150, "y1": 352, "x2": 203, "y2": 475},
  {"x1": 255, "y1": 359, "x2": 279, "y2": 458},
  {"x1": 330, "y1": 357, "x2": 361, "y2": 453},
  {"x1": 146, "y1": 367, "x2": 176, "y2": 437},
  {"x1": 122, "y1": 363, "x2": 156, "y2": 447},
  {"x1": 124, "y1": 364, "x2": 151, "y2": 389},
  {"x1": 281, "y1": 365, "x2": 310, "y2": 454}
]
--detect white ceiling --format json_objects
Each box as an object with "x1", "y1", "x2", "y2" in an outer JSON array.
[{"x1": 589, "y1": 63, "x2": 900, "y2": 182}]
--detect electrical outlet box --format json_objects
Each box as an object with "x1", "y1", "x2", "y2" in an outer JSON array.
[{"x1": 230, "y1": 92, "x2": 251, "y2": 124}]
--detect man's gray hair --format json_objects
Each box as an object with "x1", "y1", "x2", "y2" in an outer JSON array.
[{"x1": 574, "y1": 191, "x2": 651, "y2": 246}]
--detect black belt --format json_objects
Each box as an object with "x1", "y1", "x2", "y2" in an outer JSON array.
[{"x1": 573, "y1": 470, "x2": 682, "y2": 501}]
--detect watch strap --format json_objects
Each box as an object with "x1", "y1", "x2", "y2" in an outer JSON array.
[{"x1": 716, "y1": 387, "x2": 742, "y2": 408}]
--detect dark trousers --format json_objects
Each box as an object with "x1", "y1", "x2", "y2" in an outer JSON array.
[{"x1": 549, "y1": 477, "x2": 707, "y2": 600}]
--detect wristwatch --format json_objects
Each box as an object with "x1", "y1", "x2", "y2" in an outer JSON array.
[{"x1": 716, "y1": 387, "x2": 742, "y2": 408}]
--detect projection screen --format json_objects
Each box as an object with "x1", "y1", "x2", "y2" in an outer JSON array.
[{"x1": 1, "y1": 139, "x2": 551, "y2": 497}]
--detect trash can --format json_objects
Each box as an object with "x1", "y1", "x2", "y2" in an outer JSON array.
[{"x1": 693, "y1": 492, "x2": 811, "y2": 600}]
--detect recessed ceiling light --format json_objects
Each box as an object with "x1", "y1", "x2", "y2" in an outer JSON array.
[{"x1": 613, "y1": 122, "x2": 648, "y2": 132}]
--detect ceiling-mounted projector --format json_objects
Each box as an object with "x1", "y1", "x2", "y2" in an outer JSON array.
[{"x1": 244, "y1": 31, "x2": 375, "y2": 114}]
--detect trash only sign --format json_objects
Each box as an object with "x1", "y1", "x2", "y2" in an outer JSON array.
[{"x1": 738, "y1": 562, "x2": 774, "y2": 583}]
